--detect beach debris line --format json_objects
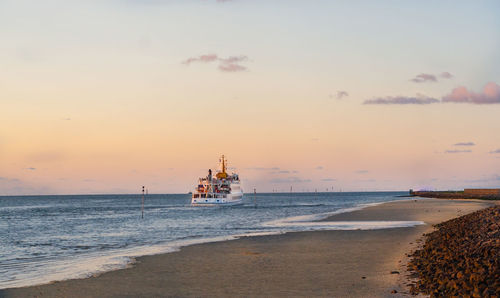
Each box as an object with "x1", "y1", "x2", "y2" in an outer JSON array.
[{"x1": 407, "y1": 206, "x2": 499, "y2": 297}]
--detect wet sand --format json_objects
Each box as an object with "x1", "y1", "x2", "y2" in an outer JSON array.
[{"x1": 1, "y1": 198, "x2": 494, "y2": 298}]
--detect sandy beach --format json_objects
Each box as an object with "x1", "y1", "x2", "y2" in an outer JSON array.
[{"x1": 1, "y1": 198, "x2": 494, "y2": 298}]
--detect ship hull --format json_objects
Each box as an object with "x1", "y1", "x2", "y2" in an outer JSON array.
[{"x1": 191, "y1": 192, "x2": 243, "y2": 206}]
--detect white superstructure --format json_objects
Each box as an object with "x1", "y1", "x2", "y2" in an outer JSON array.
[{"x1": 191, "y1": 155, "x2": 243, "y2": 206}]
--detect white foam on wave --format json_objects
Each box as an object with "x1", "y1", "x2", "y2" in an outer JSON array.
[
  {"x1": 261, "y1": 199, "x2": 425, "y2": 230},
  {"x1": 261, "y1": 201, "x2": 388, "y2": 226}
]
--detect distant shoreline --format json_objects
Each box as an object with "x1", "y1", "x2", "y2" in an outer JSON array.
[{"x1": 0, "y1": 190, "x2": 408, "y2": 198}]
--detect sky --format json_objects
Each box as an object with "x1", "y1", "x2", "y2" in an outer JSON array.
[{"x1": 1, "y1": 0, "x2": 500, "y2": 195}]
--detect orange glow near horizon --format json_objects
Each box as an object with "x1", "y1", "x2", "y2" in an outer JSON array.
[{"x1": 1, "y1": 1, "x2": 500, "y2": 195}]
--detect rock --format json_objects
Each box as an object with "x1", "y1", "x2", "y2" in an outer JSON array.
[
  {"x1": 406, "y1": 206, "x2": 500, "y2": 296},
  {"x1": 391, "y1": 289, "x2": 397, "y2": 294},
  {"x1": 390, "y1": 271, "x2": 400, "y2": 274}
]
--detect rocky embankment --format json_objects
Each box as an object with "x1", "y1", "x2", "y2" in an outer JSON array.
[
  {"x1": 408, "y1": 205, "x2": 499, "y2": 297},
  {"x1": 413, "y1": 191, "x2": 500, "y2": 200}
]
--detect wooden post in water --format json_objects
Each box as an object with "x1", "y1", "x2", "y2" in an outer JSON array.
[
  {"x1": 141, "y1": 186, "x2": 145, "y2": 219},
  {"x1": 253, "y1": 188, "x2": 257, "y2": 208}
]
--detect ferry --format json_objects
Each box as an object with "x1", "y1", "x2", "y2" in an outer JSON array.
[{"x1": 191, "y1": 155, "x2": 243, "y2": 206}]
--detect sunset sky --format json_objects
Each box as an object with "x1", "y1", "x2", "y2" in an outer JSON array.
[{"x1": 1, "y1": 0, "x2": 500, "y2": 195}]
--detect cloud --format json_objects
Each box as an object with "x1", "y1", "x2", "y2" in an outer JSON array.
[
  {"x1": 410, "y1": 73, "x2": 437, "y2": 83},
  {"x1": 315, "y1": 166, "x2": 324, "y2": 170},
  {"x1": 269, "y1": 170, "x2": 290, "y2": 174},
  {"x1": 440, "y1": 72, "x2": 454, "y2": 79},
  {"x1": 270, "y1": 177, "x2": 311, "y2": 184},
  {"x1": 489, "y1": 149, "x2": 500, "y2": 154},
  {"x1": 0, "y1": 176, "x2": 51, "y2": 195},
  {"x1": 363, "y1": 95, "x2": 439, "y2": 105},
  {"x1": 218, "y1": 56, "x2": 248, "y2": 72},
  {"x1": 364, "y1": 82, "x2": 500, "y2": 106},
  {"x1": 321, "y1": 178, "x2": 337, "y2": 182},
  {"x1": 24, "y1": 167, "x2": 36, "y2": 170},
  {"x1": 26, "y1": 151, "x2": 64, "y2": 163},
  {"x1": 355, "y1": 170, "x2": 369, "y2": 174},
  {"x1": 182, "y1": 54, "x2": 248, "y2": 72},
  {"x1": 182, "y1": 54, "x2": 218, "y2": 65},
  {"x1": 245, "y1": 167, "x2": 280, "y2": 171},
  {"x1": 445, "y1": 150, "x2": 472, "y2": 154},
  {"x1": 330, "y1": 91, "x2": 349, "y2": 99},
  {"x1": 442, "y1": 82, "x2": 500, "y2": 104},
  {"x1": 463, "y1": 174, "x2": 500, "y2": 183},
  {"x1": 356, "y1": 179, "x2": 376, "y2": 183},
  {"x1": 454, "y1": 142, "x2": 475, "y2": 146}
]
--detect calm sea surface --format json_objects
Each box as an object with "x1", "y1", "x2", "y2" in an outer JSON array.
[{"x1": 0, "y1": 192, "x2": 414, "y2": 289}]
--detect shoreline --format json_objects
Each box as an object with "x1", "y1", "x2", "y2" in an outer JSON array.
[{"x1": 1, "y1": 198, "x2": 495, "y2": 297}]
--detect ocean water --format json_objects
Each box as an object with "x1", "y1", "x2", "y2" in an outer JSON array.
[{"x1": 0, "y1": 191, "x2": 421, "y2": 289}]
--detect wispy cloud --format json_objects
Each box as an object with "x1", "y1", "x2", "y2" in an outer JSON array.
[
  {"x1": 489, "y1": 149, "x2": 500, "y2": 154},
  {"x1": 26, "y1": 151, "x2": 64, "y2": 163},
  {"x1": 355, "y1": 170, "x2": 369, "y2": 174},
  {"x1": 24, "y1": 167, "x2": 36, "y2": 170},
  {"x1": 440, "y1": 72, "x2": 454, "y2": 79},
  {"x1": 321, "y1": 178, "x2": 337, "y2": 182},
  {"x1": 246, "y1": 167, "x2": 280, "y2": 171},
  {"x1": 364, "y1": 82, "x2": 500, "y2": 106},
  {"x1": 363, "y1": 95, "x2": 439, "y2": 105},
  {"x1": 270, "y1": 177, "x2": 311, "y2": 184},
  {"x1": 330, "y1": 90, "x2": 349, "y2": 99},
  {"x1": 410, "y1": 72, "x2": 453, "y2": 83},
  {"x1": 182, "y1": 54, "x2": 249, "y2": 72},
  {"x1": 410, "y1": 73, "x2": 437, "y2": 83},
  {"x1": 442, "y1": 82, "x2": 500, "y2": 104},
  {"x1": 182, "y1": 54, "x2": 218, "y2": 65},
  {"x1": 219, "y1": 56, "x2": 248, "y2": 72},
  {"x1": 454, "y1": 142, "x2": 475, "y2": 146},
  {"x1": 445, "y1": 150, "x2": 472, "y2": 154},
  {"x1": 463, "y1": 174, "x2": 500, "y2": 183},
  {"x1": 315, "y1": 166, "x2": 324, "y2": 170},
  {"x1": 269, "y1": 170, "x2": 290, "y2": 174},
  {"x1": 0, "y1": 176, "x2": 51, "y2": 195}
]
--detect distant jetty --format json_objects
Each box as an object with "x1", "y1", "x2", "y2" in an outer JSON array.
[{"x1": 410, "y1": 188, "x2": 500, "y2": 200}]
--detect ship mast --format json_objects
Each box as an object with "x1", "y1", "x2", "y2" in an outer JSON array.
[{"x1": 216, "y1": 155, "x2": 228, "y2": 179}]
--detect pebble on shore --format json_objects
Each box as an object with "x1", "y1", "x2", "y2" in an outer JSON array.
[{"x1": 407, "y1": 206, "x2": 499, "y2": 297}]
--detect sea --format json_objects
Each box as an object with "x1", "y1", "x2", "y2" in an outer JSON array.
[{"x1": 0, "y1": 191, "x2": 422, "y2": 289}]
